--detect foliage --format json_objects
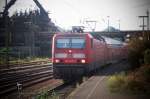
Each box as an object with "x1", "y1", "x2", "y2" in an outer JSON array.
[
  {"x1": 107, "y1": 72, "x2": 126, "y2": 92},
  {"x1": 35, "y1": 91, "x2": 48, "y2": 99},
  {"x1": 124, "y1": 65, "x2": 150, "y2": 94},
  {"x1": 144, "y1": 49, "x2": 150, "y2": 65},
  {"x1": 107, "y1": 65, "x2": 150, "y2": 94},
  {"x1": 35, "y1": 91, "x2": 59, "y2": 99},
  {"x1": 50, "y1": 91, "x2": 60, "y2": 99},
  {"x1": 0, "y1": 47, "x2": 12, "y2": 53},
  {"x1": 108, "y1": 34, "x2": 150, "y2": 94},
  {"x1": 0, "y1": 48, "x2": 12, "y2": 64},
  {"x1": 128, "y1": 36, "x2": 150, "y2": 69}
]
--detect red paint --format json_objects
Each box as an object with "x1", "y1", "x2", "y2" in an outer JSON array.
[{"x1": 52, "y1": 33, "x2": 128, "y2": 78}]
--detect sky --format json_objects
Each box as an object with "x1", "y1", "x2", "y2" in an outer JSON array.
[{"x1": 0, "y1": 0, "x2": 150, "y2": 31}]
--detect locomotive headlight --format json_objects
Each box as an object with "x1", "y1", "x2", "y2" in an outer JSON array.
[
  {"x1": 55, "y1": 53, "x2": 67, "y2": 58},
  {"x1": 55, "y1": 59, "x2": 60, "y2": 63},
  {"x1": 73, "y1": 53, "x2": 85, "y2": 58},
  {"x1": 81, "y1": 59, "x2": 86, "y2": 63}
]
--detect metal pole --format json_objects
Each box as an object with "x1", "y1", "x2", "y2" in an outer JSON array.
[
  {"x1": 139, "y1": 16, "x2": 146, "y2": 37},
  {"x1": 146, "y1": 10, "x2": 149, "y2": 40},
  {"x1": 107, "y1": 16, "x2": 111, "y2": 37},
  {"x1": 17, "y1": 82, "x2": 22, "y2": 99},
  {"x1": 143, "y1": 17, "x2": 145, "y2": 31},
  {"x1": 118, "y1": 20, "x2": 120, "y2": 31},
  {"x1": 107, "y1": 16, "x2": 110, "y2": 32},
  {"x1": 147, "y1": 10, "x2": 149, "y2": 30},
  {"x1": 4, "y1": 0, "x2": 9, "y2": 68},
  {"x1": 5, "y1": 0, "x2": 7, "y2": 7},
  {"x1": 139, "y1": 11, "x2": 149, "y2": 37}
]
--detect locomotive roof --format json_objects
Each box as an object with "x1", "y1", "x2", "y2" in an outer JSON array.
[
  {"x1": 55, "y1": 32, "x2": 89, "y2": 35},
  {"x1": 54, "y1": 33, "x2": 125, "y2": 46},
  {"x1": 102, "y1": 36, "x2": 123, "y2": 45},
  {"x1": 54, "y1": 32, "x2": 93, "y2": 38}
]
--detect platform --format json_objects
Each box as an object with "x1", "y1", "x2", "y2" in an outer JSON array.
[{"x1": 67, "y1": 61, "x2": 149, "y2": 99}]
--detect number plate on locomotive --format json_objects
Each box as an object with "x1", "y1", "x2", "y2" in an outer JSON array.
[{"x1": 64, "y1": 59, "x2": 76, "y2": 63}]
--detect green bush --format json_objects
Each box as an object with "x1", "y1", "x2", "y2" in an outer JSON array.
[
  {"x1": 108, "y1": 64, "x2": 150, "y2": 94},
  {"x1": 124, "y1": 80, "x2": 145, "y2": 93},
  {"x1": 128, "y1": 36, "x2": 150, "y2": 69},
  {"x1": 35, "y1": 91, "x2": 49, "y2": 99},
  {"x1": 144, "y1": 49, "x2": 150, "y2": 65},
  {"x1": 107, "y1": 72, "x2": 126, "y2": 92},
  {"x1": 142, "y1": 66, "x2": 150, "y2": 82}
]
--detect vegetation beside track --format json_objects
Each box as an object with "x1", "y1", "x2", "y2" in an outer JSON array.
[
  {"x1": 0, "y1": 57, "x2": 51, "y2": 67},
  {"x1": 0, "y1": 47, "x2": 52, "y2": 66},
  {"x1": 108, "y1": 64, "x2": 150, "y2": 94},
  {"x1": 107, "y1": 35, "x2": 150, "y2": 94},
  {"x1": 35, "y1": 91, "x2": 59, "y2": 99},
  {"x1": 0, "y1": 62, "x2": 52, "y2": 96},
  {"x1": 8, "y1": 57, "x2": 51, "y2": 65}
]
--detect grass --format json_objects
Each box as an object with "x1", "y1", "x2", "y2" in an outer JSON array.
[
  {"x1": 107, "y1": 72, "x2": 126, "y2": 92},
  {"x1": 35, "y1": 91, "x2": 49, "y2": 99},
  {"x1": 0, "y1": 57, "x2": 51, "y2": 65},
  {"x1": 35, "y1": 91, "x2": 60, "y2": 99},
  {"x1": 107, "y1": 65, "x2": 150, "y2": 94}
]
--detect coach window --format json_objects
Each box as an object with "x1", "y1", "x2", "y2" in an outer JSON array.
[{"x1": 91, "y1": 38, "x2": 93, "y2": 48}]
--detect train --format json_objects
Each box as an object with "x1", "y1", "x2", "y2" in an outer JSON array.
[{"x1": 52, "y1": 32, "x2": 128, "y2": 81}]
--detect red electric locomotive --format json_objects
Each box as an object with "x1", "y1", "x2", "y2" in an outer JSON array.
[{"x1": 52, "y1": 33, "x2": 127, "y2": 81}]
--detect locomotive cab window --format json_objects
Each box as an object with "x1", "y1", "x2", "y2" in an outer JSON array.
[
  {"x1": 71, "y1": 38, "x2": 85, "y2": 48},
  {"x1": 56, "y1": 39, "x2": 70, "y2": 48},
  {"x1": 56, "y1": 38, "x2": 85, "y2": 48}
]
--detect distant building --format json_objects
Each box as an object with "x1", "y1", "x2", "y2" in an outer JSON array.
[{"x1": 0, "y1": 10, "x2": 59, "y2": 58}]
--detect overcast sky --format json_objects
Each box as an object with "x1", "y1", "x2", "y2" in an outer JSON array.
[{"x1": 0, "y1": 0, "x2": 150, "y2": 31}]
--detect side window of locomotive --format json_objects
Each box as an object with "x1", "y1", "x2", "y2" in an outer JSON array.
[
  {"x1": 91, "y1": 39, "x2": 93, "y2": 48},
  {"x1": 56, "y1": 39, "x2": 70, "y2": 48}
]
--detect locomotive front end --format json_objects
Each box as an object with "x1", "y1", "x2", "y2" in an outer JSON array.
[{"x1": 52, "y1": 34, "x2": 88, "y2": 81}]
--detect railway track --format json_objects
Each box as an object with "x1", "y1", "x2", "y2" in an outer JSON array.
[
  {"x1": 0, "y1": 62, "x2": 52, "y2": 96},
  {"x1": 42, "y1": 61, "x2": 123, "y2": 99},
  {"x1": 39, "y1": 76, "x2": 91, "y2": 99},
  {"x1": 49, "y1": 84, "x2": 74, "y2": 99},
  {"x1": 0, "y1": 60, "x2": 51, "y2": 69}
]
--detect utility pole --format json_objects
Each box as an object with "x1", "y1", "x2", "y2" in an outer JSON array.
[
  {"x1": 147, "y1": 10, "x2": 150, "y2": 40},
  {"x1": 107, "y1": 16, "x2": 110, "y2": 32},
  {"x1": 146, "y1": 10, "x2": 149, "y2": 30},
  {"x1": 118, "y1": 20, "x2": 120, "y2": 31},
  {"x1": 5, "y1": 0, "x2": 7, "y2": 7},
  {"x1": 138, "y1": 16, "x2": 147, "y2": 37},
  {"x1": 107, "y1": 16, "x2": 111, "y2": 37},
  {"x1": 138, "y1": 10, "x2": 149, "y2": 37},
  {"x1": 3, "y1": 0, "x2": 17, "y2": 67},
  {"x1": 4, "y1": 0, "x2": 9, "y2": 68}
]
